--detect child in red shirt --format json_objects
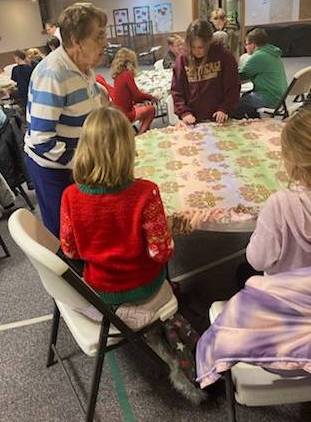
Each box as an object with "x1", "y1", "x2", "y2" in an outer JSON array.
[
  {"x1": 95, "y1": 74, "x2": 115, "y2": 101},
  {"x1": 111, "y1": 48, "x2": 157, "y2": 134},
  {"x1": 60, "y1": 106, "x2": 174, "y2": 327}
]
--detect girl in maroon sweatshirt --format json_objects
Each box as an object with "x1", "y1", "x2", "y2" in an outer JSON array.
[
  {"x1": 172, "y1": 19, "x2": 240, "y2": 124},
  {"x1": 112, "y1": 48, "x2": 157, "y2": 134}
]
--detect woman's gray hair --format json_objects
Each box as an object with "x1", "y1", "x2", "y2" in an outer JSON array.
[{"x1": 59, "y1": 2, "x2": 107, "y2": 48}]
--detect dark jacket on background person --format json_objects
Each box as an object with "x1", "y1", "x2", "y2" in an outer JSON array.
[
  {"x1": 171, "y1": 42, "x2": 240, "y2": 122},
  {"x1": 11, "y1": 64, "x2": 33, "y2": 107},
  {"x1": 0, "y1": 116, "x2": 29, "y2": 188},
  {"x1": 163, "y1": 50, "x2": 176, "y2": 69}
]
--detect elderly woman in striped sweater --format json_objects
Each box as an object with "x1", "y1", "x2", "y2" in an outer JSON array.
[{"x1": 25, "y1": 3, "x2": 107, "y2": 237}]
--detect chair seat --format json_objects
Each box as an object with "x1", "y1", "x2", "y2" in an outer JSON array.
[
  {"x1": 56, "y1": 293, "x2": 177, "y2": 357},
  {"x1": 259, "y1": 102, "x2": 303, "y2": 117},
  {"x1": 231, "y1": 362, "x2": 311, "y2": 406},
  {"x1": 209, "y1": 301, "x2": 311, "y2": 406}
]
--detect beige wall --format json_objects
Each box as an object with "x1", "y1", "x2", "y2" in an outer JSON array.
[{"x1": 0, "y1": 0, "x2": 46, "y2": 54}]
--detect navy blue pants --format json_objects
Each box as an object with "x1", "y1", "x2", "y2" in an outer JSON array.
[{"x1": 26, "y1": 156, "x2": 72, "y2": 237}]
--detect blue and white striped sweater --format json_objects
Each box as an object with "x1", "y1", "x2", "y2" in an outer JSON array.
[{"x1": 24, "y1": 46, "x2": 101, "y2": 169}]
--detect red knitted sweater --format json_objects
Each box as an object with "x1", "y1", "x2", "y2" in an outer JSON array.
[
  {"x1": 60, "y1": 179, "x2": 173, "y2": 304},
  {"x1": 113, "y1": 69, "x2": 154, "y2": 122}
]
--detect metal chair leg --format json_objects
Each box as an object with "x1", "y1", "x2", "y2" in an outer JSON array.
[
  {"x1": 47, "y1": 302, "x2": 60, "y2": 367},
  {"x1": 85, "y1": 319, "x2": 110, "y2": 422},
  {"x1": 0, "y1": 234, "x2": 10, "y2": 257},
  {"x1": 224, "y1": 370, "x2": 237, "y2": 422}
]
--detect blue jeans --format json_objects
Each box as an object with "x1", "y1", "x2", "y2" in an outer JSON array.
[
  {"x1": 231, "y1": 92, "x2": 266, "y2": 119},
  {"x1": 239, "y1": 92, "x2": 266, "y2": 109}
]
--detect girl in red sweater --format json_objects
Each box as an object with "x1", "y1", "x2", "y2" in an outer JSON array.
[
  {"x1": 60, "y1": 106, "x2": 174, "y2": 327},
  {"x1": 111, "y1": 48, "x2": 157, "y2": 134}
]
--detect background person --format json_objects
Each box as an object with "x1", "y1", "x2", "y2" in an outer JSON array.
[
  {"x1": 45, "y1": 21, "x2": 62, "y2": 42},
  {"x1": 47, "y1": 36, "x2": 61, "y2": 52},
  {"x1": 25, "y1": 2, "x2": 107, "y2": 237},
  {"x1": 239, "y1": 28, "x2": 288, "y2": 109},
  {"x1": 163, "y1": 34, "x2": 184, "y2": 69},
  {"x1": 11, "y1": 50, "x2": 33, "y2": 113},
  {"x1": 25, "y1": 48, "x2": 44, "y2": 69},
  {"x1": 112, "y1": 48, "x2": 157, "y2": 134}
]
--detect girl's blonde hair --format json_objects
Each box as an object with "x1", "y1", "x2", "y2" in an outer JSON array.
[
  {"x1": 281, "y1": 105, "x2": 311, "y2": 187},
  {"x1": 210, "y1": 8, "x2": 227, "y2": 21},
  {"x1": 111, "y1": 48, "x2": 138, "y2": 79},
  {"x1": 73, "y1": 106, "x2": 135, "y2": 187},
  {"x1": 26, "y1": 48, "x2": 43, "y2": 61}
]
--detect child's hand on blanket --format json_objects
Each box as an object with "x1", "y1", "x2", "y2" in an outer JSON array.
[{"x1": 212, "y1": 110, "x2": 228, "y2": 124}]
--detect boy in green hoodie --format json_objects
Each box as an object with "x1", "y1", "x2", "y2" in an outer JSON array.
[{"x1": 239, "y1": 28, "x2": 288, "y2": 109}]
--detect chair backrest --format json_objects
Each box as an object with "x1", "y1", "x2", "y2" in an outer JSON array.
[
  {"x1": 287, "y1": 66, "x2": 311, "y2": 96},
  {"x1": 8, "y1": 208, "x2": 173, "y2": 343},
  {"x1": 154, "y1": 59, "x2": 164, "y2": 71},
  {"x1": 8, "y1": 208, "x2": 90, "y2": 309}
]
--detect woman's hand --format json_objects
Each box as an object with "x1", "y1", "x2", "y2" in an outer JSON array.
[
  {"x1": 212, "y1": 111, "x2": 228, "y2": 124},
  {"x1": 182, "y1": 113, "x2": 196, "y2": 125}
]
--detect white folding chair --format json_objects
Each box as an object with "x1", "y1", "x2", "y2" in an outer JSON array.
[
  {"x1": 209, "y1": 301, "x2": 311, "y2": 422},
  {"x1": 261, "y1": 65, "x2": 311, "y2": 119},
  {"x1": 8, "y1": 208, "x2": 178, "y2": 422},
  {"x1": 166, "y1": 94, "x2": 179, "y2": 125}
]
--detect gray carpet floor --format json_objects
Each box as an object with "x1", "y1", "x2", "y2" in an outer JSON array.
[
  {"x1": 1, "y1": 56, "x2": 311, "y2": 422},
  {"x1": 1, "y1": 183, "x2": 311, "y2": 422}
]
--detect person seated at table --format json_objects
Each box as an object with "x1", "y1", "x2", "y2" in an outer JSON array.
[
  {"x1": 210, "y1": 8, "x2": 240, "y2": 59},
  {"x1": 196, "y1": 105, "x2": 311, "y2": 389},
  {"x1": 47, "y1": 36, "x2": 61, "y2": 52},
  {"x1": 239, "y1": 28, "x2": 288, "y2": 110},
  {"x1": 60, "y1": 106, "x2": 204, "y2": 399},
  {"x1": 60, "y1": 105, "x2": 174, "y2": 327},
  {"x1": 172, "y1": 19, "x2": 240, "y2": 125},
  {"x1": 163, "y1": 34, "x2": 184, "y2": 69},
  {"x1": 96, "y1": 74, "x2": 115, "y2": 101},
  {"x1": 238, "y1": 30, "x2": 253, "y2": 69},
  {"x1": 112, "y1": 48, "x2": 157, "y2": 134},
  {"x1": 246, "y1": 105, "x2": 311, "y2": 274},
  {"x1": 210, "y1": 8, "x2": 229, "y2": 48},
  {"x1": 26, "y1": 48, "x2": 44, "y2": 69},
  {"x1": 11, "y1": 50, "x2": 33, "y2": 113}
]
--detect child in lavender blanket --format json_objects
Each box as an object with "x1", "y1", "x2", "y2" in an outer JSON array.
[
  {"x1": 196, "y1": 105, "x2": 311, "y2": 388},
  {"x1": 246, "y1": 105, "x2": 311, "y2": 275}
]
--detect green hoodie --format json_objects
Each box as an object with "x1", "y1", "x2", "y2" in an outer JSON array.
[{"x1": 239, "y1": 44, "x2": 288, "y2": 108}]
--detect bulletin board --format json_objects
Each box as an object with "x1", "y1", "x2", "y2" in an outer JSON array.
[{"x1": 245, "y1": 0, "x2": 300, "y2": 26}]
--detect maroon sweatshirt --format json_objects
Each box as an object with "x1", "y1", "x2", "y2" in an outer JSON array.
[{"x1": 171, "y1": 42, "x2": 240, "y2": 122}]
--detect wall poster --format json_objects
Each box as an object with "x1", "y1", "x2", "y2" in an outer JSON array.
[
  {"x1": 133, "y1": 6, "x2": 150, "y2": 34},
  {"x1": 153, "y1": 3, "x2": 173, "y2": 33},
  {"x1": 113, "y1": 8, "x2": 129, "y2": 36}
]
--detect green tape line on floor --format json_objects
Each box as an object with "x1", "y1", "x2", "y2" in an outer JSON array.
[{"x1": 107, "y1": 352, "x2": 137, "y2": 422}]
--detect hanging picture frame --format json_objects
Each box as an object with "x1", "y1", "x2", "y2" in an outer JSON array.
[
  {"x1": 153, "y1": 3, "x2": 173, "y2": 33},
  {"x1": 133, "y1": 6, "x2": 150, "y2": 35},
  {"x1": 113, "y1": 8, "x2": 129, "y2": 36}
]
